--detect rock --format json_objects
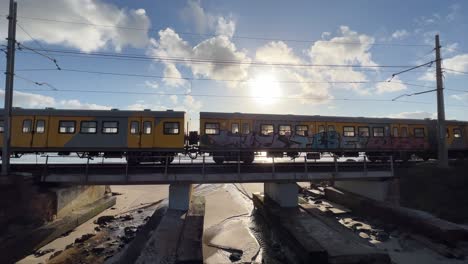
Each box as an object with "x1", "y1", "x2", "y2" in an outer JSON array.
[
  {"x1": 120, "y1": 214, "x2": 134, "y2": 221},
  {"x1": 124, "y1": 226, "x2": 137, "y2": 236},
  {"x1": 95, "y1": 215, "x2": 115, "y2": 225},
  {"x1": 359, "y1": 232, "x2": 370, "y2": 239},
  {"x1": 34, "y1": 248, "x2": 54, "y2": 257},
  {"x1": 91, "y1": 246, "x2": 106, "y2": 255},
  {"x1": 137, "y1": 209, "x2": 143, "y2": 213},
  {"x1": 65, "y1": 243, "x2": 74, "y2": 250},
  {"x1": 313, "y1": 200, "x2": 323, "y2": 204},
  {"x1": 94, "y1": 226, "x2": 101, "y2": 232},
  {"x1": 75, "y1": 233, "x2": 95, "y2": 244},
  {"x1": 375, "y1": 232, "x2": 390, "y2": 242},
  {"x1": 49, "y1": 250, "x2": 63, "y2": 260},
  {"x1": 229, "y1": 251, "x2": 242, "y2": 262}
]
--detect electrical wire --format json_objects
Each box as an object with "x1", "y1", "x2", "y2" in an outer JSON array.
[
  {"x1": 15, "y1": 16, "x2": 432, "y2": 47},
  {"x1": 14, "y1": 74, "x2": 58, "y2": 90},
  {"x1": 443, "y1": 68, "x2": 468, "y2": 75},
  {"x1": 15, "y1": 42, "x2": 61, "y2": 70}
]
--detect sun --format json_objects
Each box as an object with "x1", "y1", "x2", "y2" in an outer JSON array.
[{"x1": 249, "y1": 74, "x2": 282, "y2": 104}]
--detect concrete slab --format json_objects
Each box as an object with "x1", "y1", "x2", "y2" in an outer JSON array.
[
  {"x1": 264, "y1": 182, "x2": 298, "y2": 207},
  {"x1": 253, "y1": 193, "x2": 390, "y2": 264},
  {"x1": 169, "y1": 183, "x2": 193, "y2": 211}
]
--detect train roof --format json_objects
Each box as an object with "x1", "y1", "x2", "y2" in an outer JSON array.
[
  {"x1": 200, "y1": 112, "x2": 468, "y2": 125},
  {"x1": 0, "y1": 108, "x2": 185, "y2": 118}
]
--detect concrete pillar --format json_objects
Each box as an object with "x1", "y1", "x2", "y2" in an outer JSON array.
[
  {"x1": 334, "y1": 179, "x2": 399, "y2": 204},
  {"x1": 264, "y1": 182, "x2": 298, "y2": 207},
  {"x1": 168, "y1": 183, "x2": 193, "y2": 211}
]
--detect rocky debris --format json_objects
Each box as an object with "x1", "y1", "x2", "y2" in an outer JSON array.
[
  {"x1": 75, "y1": 233, "x2": 95, "y2": 244},
  {"x1": 94, "y1": 226, "x2": 101, "y2": 232},
  {"x1": 95, "y1": 215, "x2": 115, "y2": 225},
  {"x1": 65, "y1": 243, "x2": 74, "y2": 250},
  {"x1": 359, "y1": 232, "x2": 370, "y2": 239},
  {"x1": 120, "y1": 214, "x2": 134, "y2": 221},
  {"x1": 124, "y1": 226, "x2": 137, "y2": 236},
  {"x1": 137, "y1": 209, "x2": 144, "y2": 213},
  {"x1": 49, "y1": 250, "x2": 63, "y2": 260},
  {"x1": 34, "y1": 248, "x2": 54, "y2": 257},
  {"x1": 111, "y1": 192, "x2": 123, "y2": 196},
  {"x1": 91, "y1": 246, "x2": 106, "y2": 255},
  {"x1": 229, "y1": 251, "x2": 242, "y2": 262}
]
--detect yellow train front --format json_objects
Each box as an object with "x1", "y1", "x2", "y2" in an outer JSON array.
[{"x1": 0, "y1": 108, "x2": 185, "y2": 164}]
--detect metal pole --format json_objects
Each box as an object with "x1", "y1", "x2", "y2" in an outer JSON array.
[
  {"x1": 2, "y1": 0, "x2": 17, "y2": 176},
  {"x1": 435, "y1": 34, "x2": 448, "y2": 168}
]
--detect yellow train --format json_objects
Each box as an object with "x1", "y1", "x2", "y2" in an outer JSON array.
[{"x1": 0, "y1": 108, "x2": 185, "y2": 163}]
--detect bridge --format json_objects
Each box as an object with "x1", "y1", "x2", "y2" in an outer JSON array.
[{"x1": 9, "y1": 154, "x2": 398, "y2": 210}]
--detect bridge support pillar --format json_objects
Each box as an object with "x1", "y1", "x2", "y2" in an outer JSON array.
[
  {"x1": 264, "y1": 182, "x2": 298, "y2": 207},
  {"x1": 168, "y1": 183, "x2": 193, "y2": 211},
  {"x1": 334, "y1": 179, "x2": 399, "y2": 205}
]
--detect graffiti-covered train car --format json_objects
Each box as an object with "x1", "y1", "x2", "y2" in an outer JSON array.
[{"x1": 199, "y1": 112, "x2": 468, "y2": 164}]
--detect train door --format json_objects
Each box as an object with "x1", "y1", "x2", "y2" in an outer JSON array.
[
  {"x1": 140, "y1": 117, "x2": 154, "y2": 148},
  {"x1": 31, "y1": 115, "x2": 49, "y2": 149},
  {"x1": 229, "y1": 119, "x2": 242, "y2": 148},
  {"x1": 315, "y1": 121, "x2": 327, "y2": 149},
  {"x1": 12, "y1": 116, "x2": 33, "y2": 148},
  {"x1": 390, "y1": 123, "x2": 400, "y2": 149},
  {"x1": 128, "y1": 117, "x2": 141, "y2": 148}
]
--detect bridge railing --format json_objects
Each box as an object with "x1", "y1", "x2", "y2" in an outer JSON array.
[{"x1": 37, "y1": 152, "x2": 395, "y2": 184}]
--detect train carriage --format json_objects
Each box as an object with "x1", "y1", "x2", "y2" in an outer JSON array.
[
  {"x1": 0, "y1": 108, "x2": 185, "y2": 163},
  {"x1": 199, "y1": 112, "x2": 468, "y2": 164}
]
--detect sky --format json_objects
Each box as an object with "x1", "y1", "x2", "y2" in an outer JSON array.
[{"x1": 0, "y1": 0, "x2": 468, "y2": 129}]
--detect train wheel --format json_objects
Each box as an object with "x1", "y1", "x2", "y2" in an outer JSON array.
[
  {"x1": 213, "y1": 156, "x2": 224, "y2": 165},
  {"x1": 242, "y1": 154, "x2": 255, "y2": 164},
  {"x1": 160, "y1": 156, "x2": 174, "y2": 165}
]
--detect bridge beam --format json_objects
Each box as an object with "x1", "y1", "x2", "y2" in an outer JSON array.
[
  {"x1": 334, "y1": 178, "x2": 399, "y2": 205},
  {"x1": 168, "y1": 183, "x2": 193, "y2": 211},
  {"x1": 264, "y1": 182, "x2": 298, "y2": 207}
]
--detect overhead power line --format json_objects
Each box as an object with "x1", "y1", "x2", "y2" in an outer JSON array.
[
  {"x1": 392, "y1": 89, "x2": 438, "y2": 101},
  {"x1": 15, "y1": 42, "x2": 61, "y2": 70},
  {"x1": 443, "y1": 68, "x2": 468, "y2": 75},
  {"x1": 15, "y1": 16, "x2": 432, "y2": 47},
  {"x1": 15, "y1": 47, "x2": 423, "y2": 69},
  {"x1": 14, "y1": 74, "x2": 58, "y2": 90},
  {"x1": 14, "y1": 67, "x2": 435, "y2": 89}
]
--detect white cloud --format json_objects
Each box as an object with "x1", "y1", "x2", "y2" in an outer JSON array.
[
  {"x1": 126, "y1": 102, "x2": 167, "y2": 111},
  {"x1": 215, "y1": 17, "x2": 236, "y2": 38},
  {"x1": 389, "y1": 111, "x2": 435, "y2": 119},
  {"x1": 391, "y1": 29, "x2": 409, "y2": 39},
  {"x1": 144, "y1": 80, "x2": 159, "y2": 89},
  {"x1": 418, "y1": 69, "x2": 436, "y2": 81},
  {"x1": 180, "y1": 0, "x2": 215, "y2": 34},
  {"x1": 375, "y1": 76, "x2": 407, "y2": 94},
  {"x1": 182, "y1": 95, "x2": 202, "y2": 113},
  {"x1": 170, "y1": 95, "x2": 178, "y2": 104},
  {"x1": 451, "y1": 93, "x2": 468, "y2": 102},
  {"x1": 163, "y1": 63, "x2": 188, "y2": 87},
  {"x1": 443, "y1": 54, "x2": 468, "y2": 73},
  {"x1": 0, "y1": 0, "x2": 151, "y2": 52},
  {"x1": 0, "y1": 90, "x2": 111, "y2": 109},
  {"x1": 58, "y1": 99, "x2": 112, "y2": 110}
]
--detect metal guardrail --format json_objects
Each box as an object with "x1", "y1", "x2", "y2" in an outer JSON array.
[{"x1": 37, "y1": 153, "x2": 395, "y2": 184}]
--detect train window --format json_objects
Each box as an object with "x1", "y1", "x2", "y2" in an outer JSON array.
[
  {"x1": 22, "y1": 119, "x2": 32, "y2": 133},
  {"x1": 130, "y1": 121, "x2": 139, "y2": 134},
  {"x1": 318, "y1": 125, "x2": 325, "y2": 133},
  {"x1": 241, "y1": 123, "x2": 250, "y2": 135},
  {"x1": 36, "y1": 120, "x2": 45, "y2": 134},
  {"x1": 392, "y1": 127, "x2": 399, "y2": 137},
  {"x1": 328, "y1": 125, "x2": 335, "y2": 132},
  {"x1": 102, "y1": 121, "x2": 118, "y2": 134},
  {"x1": 358, "y1": 127, "x2": 369, "y2": 137},
  {"x1": 143, "y1": 121, "x2": 152, "y2": 134},
  {"x1": 231, "y1": 123, "x2": 239, "y2": 134},
  {"x1": 401, "y1": 127, "x2": 408, "y2": 137},
  {"x1": 164, "y1": 122, "x2": 180, "y2": 135},
  {"x1": 414, "y1": 128, "x2": 425, "y2": 138},
  {"x1": 295, "y1": 125, "x2": 308, "y2": 136},
  {"x1": 205, "y1": 123, "x2": 219, "y2": 135},
  {"x1": 0, "y1": 120, "x2": 4, "y2": 133},
  {"x1": 80, "y1": 121, "x2": 97, "y2": 134},
  {"x1": 453, "y1": 128, "x2": 462, "y2": 138},
  {"x1": 279, "y1": 125, "x2": 291, "y2": 136},
  {"x1": 343, "y1": 126, "x2": 355, "y2": 137},
  {"x1": 446, "y1": 128, "x2": 450, "y2": 138},
  {"x1": 261, "y1": 124, "x2": 274, "y2": 136},
  {"x1": 373, "y1": 127, "x2": 384, "y2": 137},
  {"x1": 59, "y1": 121, "x2": 76, "y2": 134}
]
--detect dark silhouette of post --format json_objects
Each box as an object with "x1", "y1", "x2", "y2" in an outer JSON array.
[
  {"x1": 2, "y1": 0, "x2": 17, "y2": 176},
  {"x1": 435, "y1": 34, "x2": 448, "y2": 168}
]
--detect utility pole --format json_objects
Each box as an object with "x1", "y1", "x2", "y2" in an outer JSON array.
[
  {"x1": 435, "y1": 34, "x2": 448, "y2": 168},
  {"x1": 2, "y1": 0, "x2": 17, "y2": 176}
]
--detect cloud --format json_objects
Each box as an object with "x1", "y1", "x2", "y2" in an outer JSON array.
[
  {"x1": 126, "y1": 102, "x2": 167, "y2": 111},
  {"x1": 170, "y1": 95, "x2": 178, "y2": 104},
  {"x1": 144, "y1": 80, "x2": 159, "y2": 89},
  {"x1": 0, "y1": 0, "x2": 151, "y2": 52},
  {"x1": 149, "y1": 28, "x2": 250, "y2": 87},
  {"x1": 180, "y1": 0, "x2": 216, "y2": 34},
  {"x1": 389, "y1": 111, "x2": 435, "y2": 119},
  {"x1": 0, "y1": 90, "x2": 111, "y2": 109},
  {"x1": 391, "y1": 29, "x2": 409, "y2": 39},
  {"x1": 443, "y1": 54, "x2": 468, "y2": 73},
  {"x1": 375, "y1": 76, "x2": 407, "y2": 94},
  {"x1": 451, "y1": 93, "x2": 468, "y2": 102}
]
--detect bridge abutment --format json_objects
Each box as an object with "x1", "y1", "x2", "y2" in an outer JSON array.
[
  {"x1": 264, "y1": 182, "x2": 298, "y2": 207},
  {"x1": 168, "y1": 183, "x2": 193, "y2": 211},
  {"x1": 334, "y1": 178, "x2": 400, "y2": 205}
]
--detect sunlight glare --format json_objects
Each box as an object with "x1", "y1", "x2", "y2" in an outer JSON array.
[{"x1": 249, "y1": 74, "x2": 282, "y2": 104}]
